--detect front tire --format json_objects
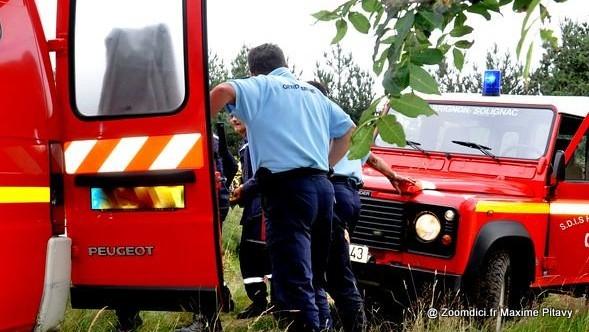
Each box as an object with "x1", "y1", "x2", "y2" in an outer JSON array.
[{"x1": 467, "y1": 250, "x2": 530, "y2": 328}]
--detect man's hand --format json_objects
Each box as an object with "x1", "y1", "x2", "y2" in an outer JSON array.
[
  {"x1": 387, "y1": 172, "x2": 415, "y2": 194},
  {"x1": 230, "y1": 185, "x2": 243, "y2": 205}
]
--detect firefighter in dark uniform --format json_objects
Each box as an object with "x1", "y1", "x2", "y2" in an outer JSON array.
[
  {"x1": 208, "y1": 44, "x2": 355, "y2": 331},
  {"x1": 229, "y1": 115, "x2": 272, "y2": 319}
]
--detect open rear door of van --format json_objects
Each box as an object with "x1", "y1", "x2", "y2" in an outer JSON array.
[{"x1": 54, "y1": 0, "x2": 223, "y2": 314}]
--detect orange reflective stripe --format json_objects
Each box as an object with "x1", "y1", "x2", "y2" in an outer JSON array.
[
  {"x1": 75, "y1": 139, "x2": 121, "y2": 174},
  {"x1": 64, "y1": 134, "x2": 204, "y2": 174},
  {"x1": 125, "y1": 135, "x2": 173, "y2": 172},
  {"x1": 177, "y1": 136, "x2": 204, "y2": 169}
]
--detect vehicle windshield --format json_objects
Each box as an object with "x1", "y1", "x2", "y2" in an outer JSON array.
[{"x1": 376, "y1": 104, "x2": 555, "y2": 160}]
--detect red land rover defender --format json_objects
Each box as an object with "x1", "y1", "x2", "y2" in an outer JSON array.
[{"x1": 350, "y1": 93, "x2": 589, "y2": 314}]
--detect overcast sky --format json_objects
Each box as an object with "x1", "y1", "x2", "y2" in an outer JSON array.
[{"x1": 37, "y1": 0, "x2": 589, "y2": 89}]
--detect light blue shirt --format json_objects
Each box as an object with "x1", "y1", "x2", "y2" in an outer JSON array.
[
  {"x1": 227, "y1": 67, "x2": 354, "y2": 173},
  {"x1": 333, "y1": 152, "x2": 369, "y2": 182}
]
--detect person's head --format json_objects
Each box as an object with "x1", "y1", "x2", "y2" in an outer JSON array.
[
  {"x1": 248, "y1": 43, "x2": 287, "y2": 76},
  {"x1": 307, "y1": 81, "x2": 329, "y2": 96},
  {"x1": 229, "y1": 114, "x2": 246, "y2": 137}
]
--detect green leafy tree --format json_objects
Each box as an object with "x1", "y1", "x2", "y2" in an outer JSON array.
[
  {"x1": 528, "y1": 20, "x2": 589, "y2": 95},
  {"x1": 314, "y1": 0, "x2": 568, "y2": 158},
  {"x1": 208, "y1": 52, "x2": 229, "y2": 88},
  {"x1": 314, "y1": 45, "x2": 376, "y2": 123},
  {"x1": 230, "y1": 45, "x2": 250, "y2": 79}
]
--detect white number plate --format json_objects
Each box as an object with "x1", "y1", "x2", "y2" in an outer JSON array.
[{"x1": 349, "y1": 244, "x2": 370, "y2": 263}]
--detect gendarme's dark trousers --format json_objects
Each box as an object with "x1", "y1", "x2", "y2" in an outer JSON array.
[
  {"x1": 260, "y1": 172, "x2": 334, "y2": 332},
  {"x1": 327, "y1": 180, "x2": 366, "y2": 332}
]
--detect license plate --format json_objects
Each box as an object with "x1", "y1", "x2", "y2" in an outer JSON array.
[{"x1": 349, "y1": 244, "x2": 370, "y2": 263}]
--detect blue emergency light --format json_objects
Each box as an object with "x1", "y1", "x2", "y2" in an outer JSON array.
[{"x1": 482, "y1": 69, "x2": 501, "y2": 96}]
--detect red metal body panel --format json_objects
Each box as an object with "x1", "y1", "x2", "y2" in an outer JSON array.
[
  {"x1": 55, "y1": 0, "x2": 221, "y2": 290},
  {"x1": 0, "y1": 0, "x2": 55, "y2": 330}
]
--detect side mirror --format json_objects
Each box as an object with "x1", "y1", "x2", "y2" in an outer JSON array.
[{"x1": 552, "y1": 150, "x2": 566, "y2": 184}]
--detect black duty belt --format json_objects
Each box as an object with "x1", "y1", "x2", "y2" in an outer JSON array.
[
  {"x1": 330, "y1": 175, "x2": 363, "y2": 190},
  {"x1": 255, "y1": 167, "x2": 328, "y2": 190}
]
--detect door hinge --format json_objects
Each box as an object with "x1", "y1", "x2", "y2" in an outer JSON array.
[{"x1": 47, "y1": 38, "x2": 67, "y2": 53}]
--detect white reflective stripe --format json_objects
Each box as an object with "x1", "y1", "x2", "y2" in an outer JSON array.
[
  {"x1": 265, "y1": 274, "x2": 272, "y2": 279},
  {"x1": 98, "y1": 136, "x2": 148, "y2": 173},
  {"x1": 149, "y1": 133, "x2": 200, "y2": 170},
  {"x1": 243, "y1": 277, "x2": 265, "y2": 285},
  {"x1": 550, "y1": 203, "x2": 589, "y2": 215},
  {"x1": 64, "y1": 140, "x2": 97, "y2": 174}
]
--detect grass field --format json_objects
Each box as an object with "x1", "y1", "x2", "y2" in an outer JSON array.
[{"x1": 61, "y1": 207, "x2": 589, "y2": 332}]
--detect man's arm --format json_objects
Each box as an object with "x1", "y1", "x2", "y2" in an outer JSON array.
[
  {"x1": 366, "y1": 152, "x2": 415, "y2": 192},
  {"x1": 329, "y1": 125, "x2": 355, "y2": 167},
  {"x1": 209, "y1": 83, "x2": 236, "y2": 118}
]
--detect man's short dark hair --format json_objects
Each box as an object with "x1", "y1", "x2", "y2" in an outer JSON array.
[
  {"x1": 307, "y1": 81, "x2": 329, "y2": 96},
  {"x1": 248, "y1": 43, "x2": 287, "y2": 75}
]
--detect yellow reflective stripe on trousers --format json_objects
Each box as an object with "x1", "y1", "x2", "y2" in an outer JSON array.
[
  {"x1": 475, "y1": 201, "x2": 550, "y2": 214},
  {"x1": 0, "y1": 187, "x2": 51, "y2": 203}
]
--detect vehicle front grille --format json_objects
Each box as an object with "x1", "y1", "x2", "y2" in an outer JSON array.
[{"x1": 351, "y1": 197, "x2": 406, "y2": 251}]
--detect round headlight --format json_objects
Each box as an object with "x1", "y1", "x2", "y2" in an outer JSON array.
[{"x1": 415, "y1": 212, "x2": 441, "y2": 242}]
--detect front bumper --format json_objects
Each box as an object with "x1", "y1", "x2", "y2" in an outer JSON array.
[{"x1": 352, "y1": 262, "x2": 462, "y2": 299}]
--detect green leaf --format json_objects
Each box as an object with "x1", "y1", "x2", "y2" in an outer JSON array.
[
  {"x1": 381, "y1": 35, "x2": 396, "y2": 44},
  {"x1": 410, "y1": 48, "x2": 444, "y2": 65},
  {"x1": 349, "y1": 12, "x2": 371, "y2": 33},
  {"x1": 481, "y1": 0, "x2": 501, "y2": 13},
  {"x1": 377, "y1": 115, "x2": 406, "y2": 147},
  {"x1": 362, "y1": 0, "x2": 380, "y2": 12},
  {"x1": 312, "y1": 10, "x2": 339, "y2": 21},
  {"x1": 348, "y1": 125, "x2": 373, "y2": 160},
  {"x1": 453, "y1": 48, "x2": 465, "y2": 71},
  {"x1": 390, "y1": 11, "x2": 415, "y2": 63},
  {"x1": 436, "y1": 33, "x2": 448, "y2": 47},
  {"x1": 395, "y1": 11, "x2": 416, "y2": 37},
  {"x1": 455, "y1": 40, "x2": 474, "y2": 49},
  {"x1": 408, "y1": 64, "x2": 440, "y2": 95},
  {"x1": 539, "y1": 4, "x2": 551, "y2": 23},
  {"x1": 454, "y1": 12, "x2": 467, "y2": 28},
  {"x1": 341, "y1": 0, "x2": 355, "y2": 16},
  {"x1": 523, "y1": 41, "x2": 534, "y2": 79},
  {"x1": 359, "y1": 97, "x2": 383, "y2": 125},
  {"x1": 438, "y1": 43, "x2": 451, "y2": 55},
  {"x1": 513, "y1": 0, "x2": 534, "y2": 12},
  {"x1": 332, "y1": 19, "x2": 348, "y2": 44},
  {"x1": 373, "y1": 49, "x2": 388, "y2": 75},
  {"x1": 383, "y1": 65, "x2": 409, "y2": 97},
  {"x1": 516, "y1": 23, "x2": 534, "y2": 57},
  {"x1": 540, "y1": 28, "x2": 558, "y2": 48},
  {"x1": 450, "y1": 25, "x2": 474, "y2": 38},
  {"x1": 467, "y1": 5, "x2": 491, "y2": 20},
  {"x1": 389, "y1": 93, "x2": 436, "y2": 118},
  {"x1": 416, "y1": 10, "x2": 443, "y2": 30}
]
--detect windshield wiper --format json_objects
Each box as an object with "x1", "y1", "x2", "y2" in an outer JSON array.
[
  {"x1": 451, "y1": 140, "x2": 498, "y2": 160},
  {"x1": 405, "y1": 140, "x2": 429, "y2": 156}
]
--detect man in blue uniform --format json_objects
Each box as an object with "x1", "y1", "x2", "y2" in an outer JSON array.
[
  {"x1": 308, "y1": 81, "x2": 413, "y2": 331},
  {"x1": 208, "y1": 44, "x2": 355, "y2": 331},
  {"x1": 229, "y1": 115, "x2": 272, "y2": 319}
]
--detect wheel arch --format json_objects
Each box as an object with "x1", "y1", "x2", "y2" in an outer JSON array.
[{"x1": 466, "y1": 221, "x2": 536, "y2": 283}]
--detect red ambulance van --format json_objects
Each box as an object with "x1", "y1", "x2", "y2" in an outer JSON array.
[{"x1": 0, "y1": 0, "x2": 223, "y2": 330}]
